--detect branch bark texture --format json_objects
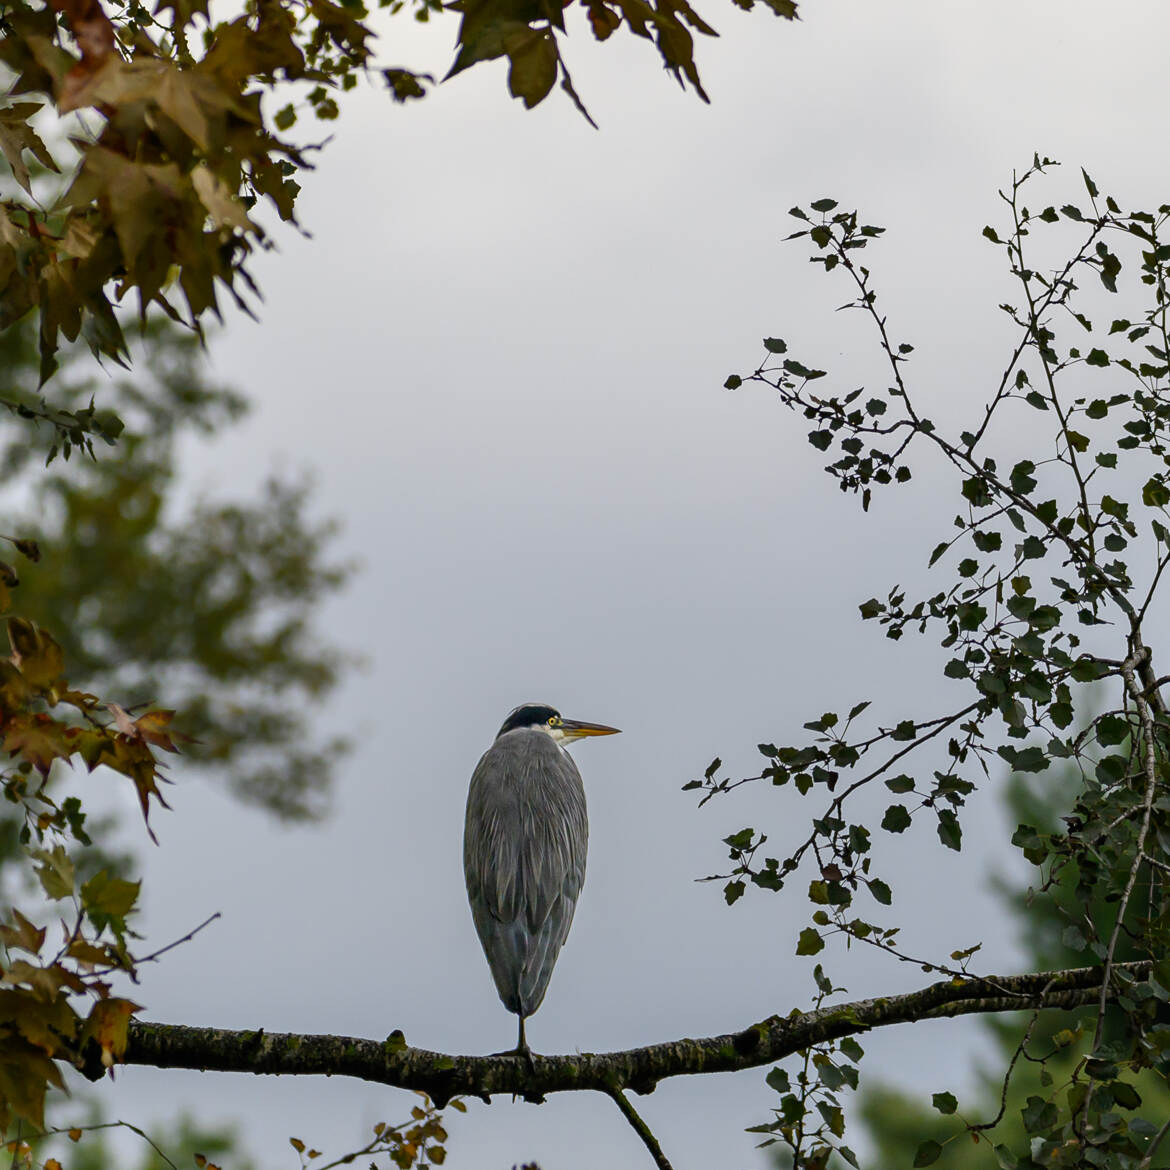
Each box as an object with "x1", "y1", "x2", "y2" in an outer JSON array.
[{"x1": 122, "y1": 961, "x2": 1149, "y2": 1106}]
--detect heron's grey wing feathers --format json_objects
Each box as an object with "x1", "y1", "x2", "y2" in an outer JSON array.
[{"x1": 464, "y1": 730, "x2": 588, "y2": 1017}]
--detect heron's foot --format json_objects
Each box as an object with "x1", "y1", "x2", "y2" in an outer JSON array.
[{"x1": 488, "y1": 1043, "x2": 536, "y2": 1071}]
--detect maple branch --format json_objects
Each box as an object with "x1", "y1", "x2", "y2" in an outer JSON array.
[{"x1": 122, "y1": 961, "x2": 1150, "y2": 1106}]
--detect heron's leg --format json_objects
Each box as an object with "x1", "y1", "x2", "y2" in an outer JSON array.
[{"x1": 515, "y1": 1016, "x2": 535, "y2": 1070}]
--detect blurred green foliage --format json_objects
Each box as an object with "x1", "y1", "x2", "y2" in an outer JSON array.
[
  {"x1": 853, "y1": 766, "x2": 1170, "y2": 1169},
  {"x1": 0, "y1": 317, "x2": 354, "y2": 824},
  {"x1": 0, "y1": 312, "x2": 352, "y2": 1165},
  {"x1": 3, "y1": 1109, "x2": 252, "y2": 1170}
]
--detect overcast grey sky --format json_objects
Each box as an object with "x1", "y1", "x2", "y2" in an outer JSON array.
[{"x1": 76, "y1": 1, "x2": 1170, "y2": 1166}]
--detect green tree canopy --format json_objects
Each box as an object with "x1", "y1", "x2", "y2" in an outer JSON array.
[{"x1": 0, "y1": 318, "x2": 353, "y2": 821}]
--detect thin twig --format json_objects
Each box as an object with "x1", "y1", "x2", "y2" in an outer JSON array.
[
  {"x1": 779, "y1": 701, "x2": 982, "y2": 875},
  {"x1": 51, "y1": 907, "x2": 86, "y2": 967},
  {"x1": 133, "y1": 912, "x2": 222, "y2": 966},
  {"x1": 970, "y1": 987, "x2": 1051, "y2": 1133},
  {"x1": 1008, "y1": 187, "x2": 1099, "y2": 563},
  {"x1": 1139, "y1": 1113, "x2": 1170, "y2": 1170},
  {"x1": 838, "y1": 925, "x2": 1020, "y2": 999},
  {"x1": 41, "y1": 1121, "x2": 178, "y2": 1170},
  {"x1": 1095, "y1": 650, "x2": 1158, "y2": 1050},
  {"x1": 604, "y1": 1085, "x2": 675, "y2": 1170},
  {"x1": 843, "y1": 199, "x2": 1138, "y2": 626},
  {"x1": 309, "y1": 1132, "x2": 383, "y2": 1170},
  {"x1": 698, "y1": 703, "x2": 979, "y2": 807},
  {"x1": 1136, "y1": 545, "x2": 1170, "y2": 629}
]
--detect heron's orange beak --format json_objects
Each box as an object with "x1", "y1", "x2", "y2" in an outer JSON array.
[{"x1": 560, "y1": 718, "x2": 621, "y2": 739}]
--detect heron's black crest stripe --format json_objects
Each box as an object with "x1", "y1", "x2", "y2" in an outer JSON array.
[{"x1": 497, "y1": 704, "x2": 560, "y2": 737}]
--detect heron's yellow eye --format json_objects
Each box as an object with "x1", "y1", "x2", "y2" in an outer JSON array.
[{"x1": 548, "y1": 716, "x2": 560, "y2": 726}]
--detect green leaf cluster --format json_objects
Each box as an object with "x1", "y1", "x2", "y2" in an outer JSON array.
[{"x1": 704, "y1": 161, "x2": 1170, "y2": 1167}]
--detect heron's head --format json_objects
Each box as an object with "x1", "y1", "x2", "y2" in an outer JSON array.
[{"x1": 496, "y1": 703, "x2": 621, "y2": 744}]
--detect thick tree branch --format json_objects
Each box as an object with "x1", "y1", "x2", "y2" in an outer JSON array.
[{"x1": 121, "y1": 961, "x2": 1150, "y2": 1106}]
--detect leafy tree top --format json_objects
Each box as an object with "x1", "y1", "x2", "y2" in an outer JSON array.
[{"x1": 0, "y1": 0, "x2": 798, "y2": 390}]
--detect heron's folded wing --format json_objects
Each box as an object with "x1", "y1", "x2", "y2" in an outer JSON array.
[{"x1": 463, "y1": 738, "x2": 590, "y2": 1015}]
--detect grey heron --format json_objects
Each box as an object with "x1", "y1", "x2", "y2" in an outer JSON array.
[{"x1": 463, "y1": 702, "x2": 620, "y2": 1056}]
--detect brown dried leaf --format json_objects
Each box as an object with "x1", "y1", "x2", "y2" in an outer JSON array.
[
  {"x1": 108, "y1": 706, "x2": 187, "y2": 753},
  {"x1": 0, "y1": 660, "x2": 31, "y2": 711},
  {"x1": 0, "y1": 986, "x2": 79, "y2": 1050},
  {"x1": 0, "y1": 911, "x2": 45, "y2": 956},
  {"x1": 5, "y1": 715, "x2": 73, "y2": 778},
  {"x1": 199, "y1": 10, "x2": 305, "y2": 86},
  {"x1": 7, "y1": 615, "x2": 37, "y2": 663},
  {"x1": 110, "y1": 736, "x2": 172, "y2": 840},
  {"x1": 7, "y1": 618, "x2": 66, "y2": 692},
  {"x1": 0, "y1": 1038, "x2": 64, "y2": 1127},
  {"x1": 80, "y1": 997, "x2": 141, "y2": 1069},
  {"x1": 0, "y1": 103, "x2": 59, "y2": 195},
  {"x1": 1, "y1": 959, "x2": 79, "y2": 1000},
  {"x1": 52, "y1": 0, "x2": 118, "y2": 113},
  {"x1": 446, "y1": 0, "x2": 549, "y2": 76},
  {"x1": 587, "y1": 3, "x2": 622, "y2": 39},
  {"x1": 135, "y1": 708, "x2": 182, "y2": 751},
  {"x1": 66, "y1": 937, "x2": 118, "y2": 967},
  {"x1": 191, "y1": 165, "x2": 254, "y2": 232},
  {"x1": 69, "y1": 726, "x2": 118, "y2": 772},
  {"x1": 506, "y1": 28, "x2": 558, "y2": 108}
]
